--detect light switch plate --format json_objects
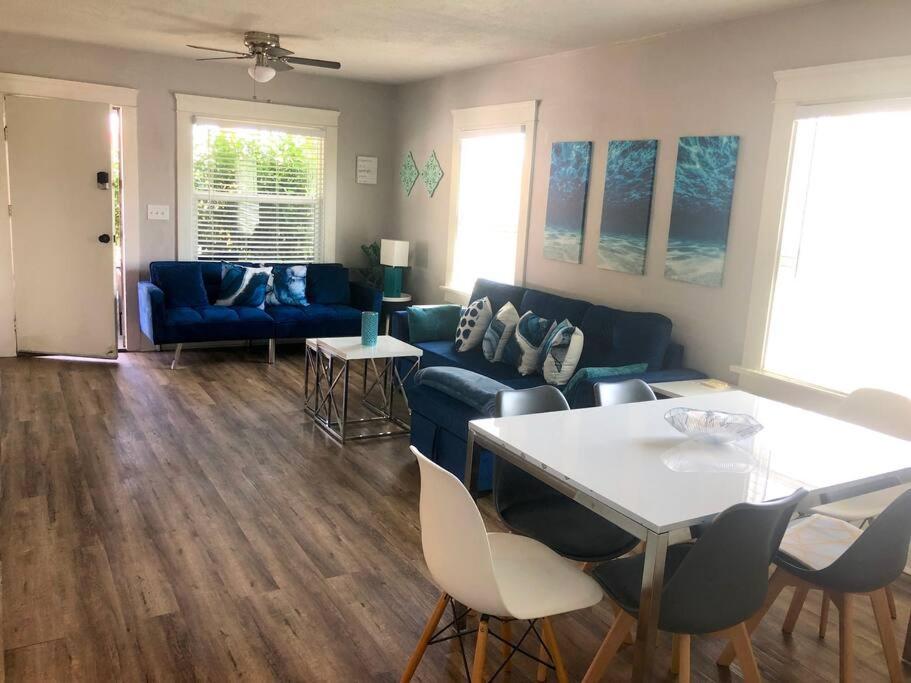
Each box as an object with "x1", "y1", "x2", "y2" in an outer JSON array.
[{"x1": 147, "y1": 204, "x2": 170, "y2": 221}]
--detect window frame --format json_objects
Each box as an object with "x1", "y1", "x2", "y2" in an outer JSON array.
[
  {"x1": 443, "y1": 100, "x2": 538, "y2": 303},
  {"x1": 735, "y1": 55, "x2": 911, "y2": 407},
  {"x1": 175, "y1": 94, "x2": 339, "y2": 263}
]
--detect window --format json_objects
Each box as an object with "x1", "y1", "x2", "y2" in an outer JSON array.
[
  {"x1": 762, "y1": 108, "x2": 911, "y2": 395},
  {"x1": 192, "y1": 120, "x2": 324, "y2": 262},
  {"x1": 444, "y1": 101, "x2": 537, "y2": 301},
  {"x1": 176, "y1": 95, "x2": 338, "y2": 263}
]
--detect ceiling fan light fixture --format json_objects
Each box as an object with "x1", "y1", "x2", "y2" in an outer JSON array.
[{"x1": 248, "y1": 54, "x2": 276, "y2": 83}]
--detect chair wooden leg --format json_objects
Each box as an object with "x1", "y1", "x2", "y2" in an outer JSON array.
[
  {"x1": 582, "y1": 610, "x2": 637, "y2": 683},
  {"x1": 726, "y1": 622, "x2": 761, "y2": 683},
  {"x1": 536, "y1": 643, "x2": 548, "y2": 682},
  {"x1": 871, "y1": 589, "x2": 903, "y2": 683},
  {"x1": 886, "y1": 585, "x2": 898, "y2": 620},
  {"x1": 783, "y1": 584, "x2": 809, "y2": 634},
  {"x1": 671, "y1": 634, "x2": 690, "y2": 682},
  {"x1": 541, "y1": 618, "x2": 569, "y2": 683},
  {"x1": 835, "y1": 593, "x2": 854, "y2": 683},
  {"x1": 606, "y1": 597, "x2": 635, "y2": 646},
  {"x1": 820, "y1": 591, "x2": 831, "y2": 639},
  {"x1": 502, "y1": 620, "x2": 513, "y2": 676},
  {"x1": 401, "y1": 593, "x2": 449, "y2": 683},
  {"x1": 472, "y1": 616, "x2": 489, "y2": 683},
  {"x1": 718, "y1": 567, "x2": 790, "y2": 666}
]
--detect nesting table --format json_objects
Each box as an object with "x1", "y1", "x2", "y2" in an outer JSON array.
[{"x1": 304, "y1": 335, "x2": 422, "y2": 442}]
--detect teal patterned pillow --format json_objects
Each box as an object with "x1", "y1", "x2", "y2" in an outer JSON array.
[
  {"x1": 542, "y1": 319, "x2": 585, "y2": 385},
  {"x1": 216, "y1": 263, "x2": 271, "y2": 308},
  {"x1": 502, "y1": 310, "x2": 555, "y2": 375},
  {"x1": 482, "y1": 302, "x2": 520, "y2": 362},
  {"x1": 266, "y1": 265, "x2": 308, "y2": 306}
]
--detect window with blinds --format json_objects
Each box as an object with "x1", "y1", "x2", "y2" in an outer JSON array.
[{"x1": 191, "y1": 119, "x2": 324, "y2": 262}]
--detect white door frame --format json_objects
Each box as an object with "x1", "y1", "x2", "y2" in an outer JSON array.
[{"x1": 0, "y1": 73, "x2": 139, "y2": 356}]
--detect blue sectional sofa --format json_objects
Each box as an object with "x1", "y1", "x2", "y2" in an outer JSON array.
[
  {"x1": 139, "y1": 261, "x2": 381, "y2": 362},
  {"x1": 391, "y1": 278, "x2": 705, "y2": 490}
]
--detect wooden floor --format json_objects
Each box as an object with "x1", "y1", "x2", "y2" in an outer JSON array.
[{"x1": 0, "y1": 348, "x2": 908, "y2": 682}]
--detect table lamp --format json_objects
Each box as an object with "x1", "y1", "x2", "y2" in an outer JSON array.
[{"x1": 380, "y1": 239, "x2": 409, "y2": 297}]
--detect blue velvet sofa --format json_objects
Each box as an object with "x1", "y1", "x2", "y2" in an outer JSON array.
[
  {"x1": 139, "y1": 261, "x2": 381, "y2": 363},
  {"x1": 391, "y1": 278, "x2": 705, "y2": 490}
]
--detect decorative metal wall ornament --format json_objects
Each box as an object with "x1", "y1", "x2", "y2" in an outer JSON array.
[
  {"x1": 421, "y1": 151, "x2": 444, "y2": 197},
  {"x1": 400, "y1": 151, "x2": 419, "y2": 195}
]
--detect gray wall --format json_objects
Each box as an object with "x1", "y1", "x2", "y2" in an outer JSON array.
[
  {"x1": 390, "y1": 0, "x2": 911, "y2": 381},
  {"x1": 0, "y1": 32, "x2": 397, "y2": 349}
]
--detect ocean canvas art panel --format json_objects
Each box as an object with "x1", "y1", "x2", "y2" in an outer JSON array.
[
  {"x1": 543, "y1": 141, "x2": 593, "y2": 263},
  {"x1": 598, "y1": 139, "x2": 658, "y2": 274},
  {"x1": 665, "y1": 135, "x2": 740, "y2": 287}
]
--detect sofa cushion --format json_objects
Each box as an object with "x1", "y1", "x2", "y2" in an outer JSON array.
[
  {"x1": 412, "y1": 341, "x2": 545, "y2": 389},
  {"x1": 269, "y1": 303, "x2": 362, "y2": 338},
  {"x1": 216, "y1": 264, "x2": 271, "y2": 308},
  {"x1": 151, "y1": 262, "x2": 208, "y2": 308},
  {"x1": 608, "y1": 310, "x2": 672, "y2": 370},
  {"x1": 408, "y1": 304, "x2": 462, "y2": 343},
  {"x1": 469, "y1": 279, "x2": 526, "y2": 314},
  {"x1": 307, "y1": 265, "x2": 351, "y2": 305},
  {"x1": 160, "y1": 305, "x2": 274, "y2": 343},
  {"x1": 414, "y1": 367, "x2": 509, "y2": 415},
  {"x1": 454, "y1": 297, "x2": 492, "y2": 352},
  {"x1": 519, "y1": 289, "x2": 590, "y2": 326},
  {"x1": 166, "y1": 305, "x2": 274, "y2": 325}
]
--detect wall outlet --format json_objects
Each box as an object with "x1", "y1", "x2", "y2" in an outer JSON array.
[{"x1": 147, "y1": 204, "x2": 170, "y2": 221}]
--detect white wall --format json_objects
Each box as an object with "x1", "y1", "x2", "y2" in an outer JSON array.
[
  {"x1": 0, "y1": 32, "x2": 396, "y2": 352},
  {"x1": 390, "y1": 0, "x2": 911, "y2": 381}
]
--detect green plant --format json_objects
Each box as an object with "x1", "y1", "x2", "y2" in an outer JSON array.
[{"x1": 358, "y1": 240, "x2": 384, "y2": 290}]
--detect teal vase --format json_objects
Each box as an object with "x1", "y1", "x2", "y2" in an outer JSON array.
[{"x1": 361, "y1": 311, "x2": 379, "y2": 346}]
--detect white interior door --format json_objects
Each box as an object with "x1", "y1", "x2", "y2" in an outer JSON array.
[{"x1": 5, "y1": 95, "x2": 117, "y2": 358}]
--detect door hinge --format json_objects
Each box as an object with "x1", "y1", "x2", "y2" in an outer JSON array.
[{"x1": 2, "y1": 126, "x2": 6, "y2": 141}]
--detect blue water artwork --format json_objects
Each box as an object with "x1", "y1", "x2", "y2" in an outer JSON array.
[
  {"x1": 598, "y1": 139, "x2": 658, "y2": 275},
  {"x1": 543, "y1": 141, "x2": 592, "y2": 264},
  {"x1": 665, "y1": 135, "x2": 740, "y2": 287}
]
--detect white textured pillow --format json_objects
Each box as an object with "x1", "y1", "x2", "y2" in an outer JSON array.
[
  {"x1": 454, "y1": 297, "x2": 493, "y2": 352},
  {"x1": 542, "y1": 319, "x2": 585, "y2": 385},
  {"x1": 482, "y1": 302, "x2": 520, "y2": 362}
]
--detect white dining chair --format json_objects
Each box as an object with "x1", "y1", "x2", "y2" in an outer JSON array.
[{"x1": 402, "y1": 446, "x2": 603, "y2": 683}]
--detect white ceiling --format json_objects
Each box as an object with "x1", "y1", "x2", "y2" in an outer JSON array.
[{"x1": 3, "y1": 0, "x2": 823, "y2": 83}]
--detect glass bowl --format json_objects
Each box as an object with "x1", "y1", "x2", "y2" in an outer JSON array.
[{"x1": 664, "y1": 407, "x2": 763, "y2": 444}]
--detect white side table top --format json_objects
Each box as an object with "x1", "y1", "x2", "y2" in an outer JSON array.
[
  {"x1": 307, "y1": 335, "x2": 423, "y2": 360},
  {"x1": 382, "y1": 293, "x2": 412, "y2": 303},
  {"x1": 649, "y1": 378, "x2": 733, "y2": 398}
]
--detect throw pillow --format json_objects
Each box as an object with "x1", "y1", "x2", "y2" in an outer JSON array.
[
  {"x1": 454, "y1": 297, "x2": 493, "y2": 352},
  {"x1": 266, "y1": 264, "x2": 308, "y2": 306},
  {"x1": 215, "y1": 263, "x2": 271, "y2": 308},
  {"x1": 502, "y1": 311, "x2": 555, "y2": 375},
  {"x1": 408, "y1": 305, "x2": 463, "y2": 343},
  {"x1": 482, "y1": 302, "x2": 520, "y2": 363},
  {"x1": 541, "y1": 319, "x2": 585, "y2": 386},
  {"x1": 561, "y1": 363, "x2": 649, "y2": 407}
]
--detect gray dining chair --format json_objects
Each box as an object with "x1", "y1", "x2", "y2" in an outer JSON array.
[
  {"x1": 593, "y1": 378, "x2": 657, "y2": 407},
  {"x1": 717, "y1": 489, "x2": 911, "y2": 683},
  {"x1": 584, "y1": 488, "x2": 806, "y2": 683},
  {"x1": 492, "y1": 386, "x2": 640, "y2": 563}
]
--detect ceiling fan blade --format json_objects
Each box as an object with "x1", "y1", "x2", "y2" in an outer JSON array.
[
  {"x1": 195, "y1": 56, "x2": 250, "y2": 61},
  {"x1": 265, "y1": 45, "x2": 293, "y2": 58},
  {"x1": 187, "y1": 44, "x2": 250, "y2": 56},
  {"x1": 284, "y1": 57, "x2": 342, "y2": 70},
  {"x1": 270, "y1": 59, "x2": 293, "y2": 72}
]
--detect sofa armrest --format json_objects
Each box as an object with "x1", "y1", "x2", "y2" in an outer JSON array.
[
  {"x1": 138, "y1": 281, "x2": 166, "y2": 344},
  {"x1": 350, "y1": 282, "x2": 382, "y2": 312},
  {"x1": 390, "y1": 309, "x2": 410, "y2": 341}
]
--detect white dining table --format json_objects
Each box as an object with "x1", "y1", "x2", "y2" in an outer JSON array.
[{"x1": 463, "y1": 390, "x2": 911, "y2": 682}]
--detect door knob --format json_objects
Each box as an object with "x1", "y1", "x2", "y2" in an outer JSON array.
[{"x1": 98, "y1": 234, "x2": 111, "y2": 244}]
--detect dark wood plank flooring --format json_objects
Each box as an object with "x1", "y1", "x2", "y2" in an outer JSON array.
[{"x1": 0, "y1": 348, "x2": 908, "y2": 681}]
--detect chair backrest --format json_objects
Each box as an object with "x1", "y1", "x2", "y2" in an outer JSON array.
[
  {"x1": 659, "y1": 488, "x2": 806, "y2": 634},
  {"x1": 412, "y1": 446, "x2": 508, "y2": 617},
  {"x1": 810, "y1": 489, "x2": 911, "y2": 593},
  {"x1": 594, "y1": 379, "x2": 657, "y2": 407},
  {"x1": 838, "y1": 388, "x2": 911, "y2": 441},
  {"x1": 493, "y1": 386, "x2": 569, "y2": 514}
]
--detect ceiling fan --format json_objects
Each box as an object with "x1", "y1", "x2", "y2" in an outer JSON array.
[{"x1": 188, "y1": 31, "x2": 341, "y2": 83}]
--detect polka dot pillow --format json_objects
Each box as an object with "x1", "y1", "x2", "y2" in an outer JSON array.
[{"x1": 454, "y1": 297, "x2": 493, "y2": 352}]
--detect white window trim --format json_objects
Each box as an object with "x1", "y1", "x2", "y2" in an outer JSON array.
[
  {"x1": 736, "y1": 55, "x2": 911, "y2": 405},
  {"x1": 443, "y1": 100, "x2": 538, "y2": 303},
  {"x1": 175, "y1": 94, "x2": 339, "y2": 263}
]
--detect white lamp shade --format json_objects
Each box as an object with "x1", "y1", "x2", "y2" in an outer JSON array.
[{"x1": 380, "y1": 239, "x2": 409, "y2": 267}]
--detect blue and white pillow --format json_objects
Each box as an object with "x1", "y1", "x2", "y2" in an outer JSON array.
[
  {"x1": 454, "y1": 297, "x2": 493, "y2": 352},
  {"x1": 502, "y1": 311, "x2": 555, "y2": 375},
  {"x1": 216, "y1": 263, "x2": 271, "y2": 308},
  {"x1": 482, "y1": 302, "x2": 520, "y2": 362},
  {"x1": 266, "y1": 264, "x2": 308, "y2": 306},
  {"x1": 541, "y1": 319, "x2": 585, "y2": 385}
]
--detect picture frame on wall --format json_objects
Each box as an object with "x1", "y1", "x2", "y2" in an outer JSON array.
[
  {"x1": 356, "y1": 155, "x2": 378, "y2": 184},
  {"x1": 543, "y1": 141, "x2": 593, "y2": 264}
]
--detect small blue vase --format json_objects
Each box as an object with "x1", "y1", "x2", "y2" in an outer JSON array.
[{"x1": 361, "y1": 311, "x2": 379, "y2": 347}]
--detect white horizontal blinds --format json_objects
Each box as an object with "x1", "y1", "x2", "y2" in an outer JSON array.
[{"x1": 192, "y1": 119, "x2": 324, "y2": 262}]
